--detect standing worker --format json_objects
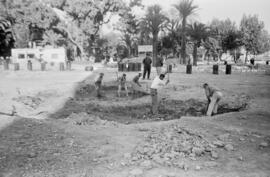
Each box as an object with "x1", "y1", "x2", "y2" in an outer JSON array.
[
  {"x1": 94, "y1": 73, "x2": 104, "y2": 97},
  {"x1": 142, "y1": 53, "x2": 152, "y2": 80},
  {"x1": 203, "y1": 83, "x2": 223, "y2": 116},
  {"x1": 117, "y1": 73, "x2": 129, "y2": 97},
  {"x1": 150, "y1": 73, "x2": 169, "y2": 114}
]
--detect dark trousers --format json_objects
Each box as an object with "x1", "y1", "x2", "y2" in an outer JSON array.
[{"x1": 143, "y1": 66, "x2": 151, "y2": 79}]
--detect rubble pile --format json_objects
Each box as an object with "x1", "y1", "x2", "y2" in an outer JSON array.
[
  {"x1": 130, "y1": 124, "x2": 215, "y2": 167},
  {"x1": 13, "y1": 96, "x2": 43, "y2": 109},
  {"x1": 66, "y1": 112, "x2": 119, "y2": 127}
]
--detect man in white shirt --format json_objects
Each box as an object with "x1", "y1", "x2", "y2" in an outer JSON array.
[
  {"x1": 203, "y1": 83, "x2": 223, "y2": 116},
  {"x1": 150, "y1": 73, "x2": 169, "y2": 114}
]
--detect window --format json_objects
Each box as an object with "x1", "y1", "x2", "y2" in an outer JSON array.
[
  {"x1": 27, "y1": 54, "x2": 35, "y2": 59},
  {"x1": 18, "y1": 54, "x2": 25, "y2": 59}
]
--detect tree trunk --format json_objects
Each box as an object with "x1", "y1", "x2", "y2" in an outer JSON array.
[
  {"x1": 181, "y1": 18, "x2": 187, "y2": 64},
  {"x1": 245, "y1": 50, "x2": 248, "y2": 64},
  {"x1": 152, "y1": 33, "x2": 158, "y2": 67},
  {"x1": 192, "y1": 43, "x2": 198, "y2": 66},
  {"x1": 52, "y1": 26, "x2": 84, "y2": 59}
]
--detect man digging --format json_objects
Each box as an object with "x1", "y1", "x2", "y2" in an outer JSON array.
[
  {"x1": 94, "y1": 73, "x2": 104, "y2": 98},
  {"x1": 150, "y1": 73, "x2": 169, "y2": 114},
  {"x1": 117, "y1": 73, "x2": 129, "y2": 97},
  {"x1": 131, "y1": 73, "x2": 149, "y2": 97},
  {"x1": 203, "y1": 83, "x2": 223, "y2": 116}
]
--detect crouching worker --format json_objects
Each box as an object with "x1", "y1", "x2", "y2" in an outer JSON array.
[
  {"x1": 118, "y1": 73, "x2": 129, "y2": 97},
  {"x1": 150, "y1": 74, "x2": 169, "y2": 114},
  {"x1": 95, "y1": 73, "x2": 104, "y2": 97},
  {"x1": 203, "y1": 83, "x2": 223, "y2": 116}
]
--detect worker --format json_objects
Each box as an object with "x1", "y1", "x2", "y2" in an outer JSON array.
[
  {"x1": 150, "y1": 73, "x2": 169, "y2": 114},
  {"x1": 118, "y1": 73, "x2": 129, "y2": 97},
  {"x1": 142, "y1": 53, "x2": 152, "y2": 80},
  {"x1": 94, "y1": 73, "x2": 104, "y2": 97},
  {"x1": 131, "y1": 73, "x2": 148, "y2": 96},
  {"x1": 203, "y1": 83, "x2": 223, "y2": 116}
]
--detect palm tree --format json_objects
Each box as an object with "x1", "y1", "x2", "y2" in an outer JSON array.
[
  {"x1": 187, "y1": 22, "x2": 209, "y2": 66},
  {"x1": 142, "y1": 5, "x2": 168, "y2": 66},
  {"x1": 174, "y1": 0, "x2": 198, "y2": 64}
]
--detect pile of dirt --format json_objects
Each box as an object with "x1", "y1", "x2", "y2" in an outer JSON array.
[
  {"x1": 128, "y1": 124, "x2": 220, "y2": 167},
  {"x1": 13, "y1": 96, "x2": 43, "y2": 109},
  {"x1": 65, "y1": 112, "x2": 119, "y2": 127}
]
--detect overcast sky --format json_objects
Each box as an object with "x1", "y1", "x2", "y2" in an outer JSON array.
[
  {"x1": 141, "y1": 0, "x2": 270, "y2": 31},
  {"x1": 102, "y1": 0, "x2": 270, "y2": 35}
]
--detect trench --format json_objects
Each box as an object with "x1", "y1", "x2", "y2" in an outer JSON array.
[{"x1": 50, "y1": 83, "x2": 249, "y2": 124}]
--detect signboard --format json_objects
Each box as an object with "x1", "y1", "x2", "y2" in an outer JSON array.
[{"x1": 138, "y1": 45, "x2": 152, "y2": 53}]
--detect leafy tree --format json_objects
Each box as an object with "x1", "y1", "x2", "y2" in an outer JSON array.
[
  {"x1": 240, "y1": 14, "x2": 264, "y2": 63},
  {"x1": 115, "y1": 0, "x2": 142, "y2": 57},
  {"x1": 187, "y1": 22, "x2": 209, "y2": 66},
  {"x1": 173, "y1": 0, "x2": 198, "y2": 64},
  {"x1": 142, "y1": 4, "x2": 168, "y2": 66},
  {"x1": 257, "y1": 29, "x2": 270, "y2": 54},
  {"x1": 202, "y1": 37, "x2": 220, "y2": 62},
  {"x1": 209, "y1": 18, "x2": 239, "y2": 59}
]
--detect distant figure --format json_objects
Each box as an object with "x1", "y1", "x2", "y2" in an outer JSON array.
[
  {"x1": 150, "y1": 74, "x2": 169, "y2": 114},
  {"x1": 117, "y1": 73, "x2": 128, "y2": 97},
  {"x1": 94, "y1": 73, "x2": 104, "y2": 97},
  {"x1": 203, "y1": 83, "x2": 223, "y2": 116},
  {"x1": 142, "y1": 53, "x2": 152, "y2": 80},
  {"x1": 156, "y1": 53, "x2": 164, "y2": 75}
]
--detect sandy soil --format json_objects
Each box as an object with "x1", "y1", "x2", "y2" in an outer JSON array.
[{"x1": 0, "y1": 63, "x2": 270, "y2": 177}]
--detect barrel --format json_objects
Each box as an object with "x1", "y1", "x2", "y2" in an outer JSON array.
[
  {"x1": 250, "y1": 58, "x2": 255, "y2": 65},
  {"x1": 41, "y1": 63, "x2": 46, "y2": 71},
  {"x1": 167, "y1": 64, "x2": 172, "y2": 73},
  {"x1": 123, "y1": 63, "x2": 129, "y2": 72},
  {"x1": 3, "y1": 60, "x2": 9, "y2": 70},
  {"x1": 59, "y1": 62, "x2": 65, "y2": 71},
  {"x1": 134, "y1": 63, "x2": 139, "y2": 71},
  {"x1": 213, "y1": 64, "x2": 219, "y2": 74},
  {"x1": 186, "y1": 64, "x2": 192, "y2": 74},
  {"x1": 127, "y1": 63, "x2": 133, "y2": 72},
  {"x1": 27, "y1": 61, "x2": 32, "y2": 71},
  {"x1": 14, "y1": 63, "x2": 20, "y2": 71},
  {"x1": 266, "y1": 60, "x2": 269, "y2": 65},
  {"x1": 138, "y1": 63, "x2": 141, "y2": 71},
  {"x1": 225, "y1": 64, "x2": 231, "y2": 75}
]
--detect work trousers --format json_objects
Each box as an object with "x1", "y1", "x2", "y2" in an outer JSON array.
[
  {"x1": 207, "y1": 91, "x2": 223, "y2": 116},
  {"x1": 151, "y1": 88, "x2": 158, "y2": 114},
  {"x1": 143, "y1": 66, "x2": 151, "y2": 79}
]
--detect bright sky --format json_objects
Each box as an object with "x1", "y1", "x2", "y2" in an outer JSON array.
[{"x1": 141, "y1": 0, "x2": 270, "y2": 31}]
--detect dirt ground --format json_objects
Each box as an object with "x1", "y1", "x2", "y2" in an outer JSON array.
[{"x1": 0, "y1": 64, "x2": 270, "y2": 177}]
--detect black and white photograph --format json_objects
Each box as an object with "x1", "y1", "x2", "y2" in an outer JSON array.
[{"x1": 0, "y1": 0, "x2": 270, "y2": 176}]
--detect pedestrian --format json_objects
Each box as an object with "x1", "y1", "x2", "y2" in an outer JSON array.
[
  {"x1": 203, "y1": 83, "x2": 223, "y2": 116},
  {"x1": 142, "y1": 53, "x2": 152, "y2": 80},
  {"x1": 118, "y1": 73, "x2": 129, "y2": 97},
  {"x1": 150, "y1": 73, "x2": 169, "y2": 114},
  {"x1": 94, "y1": 73, "x2": 104, "y2": 97},
  {"x1": 156, "y1": 53, "x2": 164, "y2": 75}
]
